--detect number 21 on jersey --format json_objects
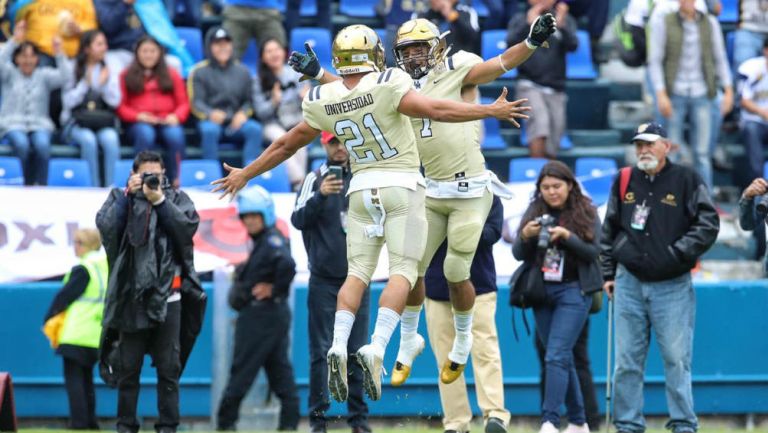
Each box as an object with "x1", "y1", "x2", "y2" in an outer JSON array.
[{"x1": 335, "y1": 113, "x2": 398, "y2": 163}]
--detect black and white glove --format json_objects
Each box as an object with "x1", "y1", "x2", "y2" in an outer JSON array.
[
  {"x1": 288, "y1": 42, "x2": 324, "y2": 81},
  {"x1": 526, "y1": 13, "x2": 557, "y2": 49}
]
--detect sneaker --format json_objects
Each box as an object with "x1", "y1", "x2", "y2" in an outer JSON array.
[
  {"x1": 439, "y1": 359, "x2": 466, "y2": 384},
  {"x1": 563, "y1": 423, "x2": 590, "y2": 433},
  {"x1": 327, "y1": 345, "x2": 348, "y2": 402},
  {"x1": 310, "y1": 425, "x2": 327, "y2": 433},
  {"x1": 391, "y1": 333, "x2": 425, "y2": 386},
  {"x1": 538, "y1": 421, "x2": 559, "y2": 433},
  {"x1": 351, "y1": 426, "x2": 372, "y2": 433},
  {"x1": 355, "y1": 344, "x2": 384, "y2": 400},
  {"x1": 485, "y1": 417, "x2": 507, "y2": 433}
]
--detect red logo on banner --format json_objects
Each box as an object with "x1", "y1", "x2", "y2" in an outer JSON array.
[{"x1": 193, "y1": 206, "x2": 291, "y2": 264}]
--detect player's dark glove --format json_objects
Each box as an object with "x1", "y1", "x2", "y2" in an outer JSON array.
[
  {"x1": 526, "y1": 13, "x2": 556, "y2": 48},
  {"x1": 288, "y1": 42, "x2": 324, "y2": 81}
]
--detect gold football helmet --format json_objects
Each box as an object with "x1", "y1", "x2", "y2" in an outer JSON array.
[
  {"x1": 393, "y1": 18, "x2": 449, "y2": 79},
  {"x1": 332, "y1": 24, "x2": 386, "y2": 75}
]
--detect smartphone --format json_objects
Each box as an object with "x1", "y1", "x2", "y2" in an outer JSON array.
[{"x1": 328, "y1": 165, "x2": 343, "y2": 180}]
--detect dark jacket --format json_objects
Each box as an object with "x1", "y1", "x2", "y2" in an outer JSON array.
[
  {"x1": 513, "y1": 209, "x2": 604, "y2": 295},
  {"x1": 291, "y1": 162, "x2": 350, "y2": 283},
  {"x1": 600, "y1": 162, "x2": 720, "y2": 282},
  {"x1": 425, "y1": 195, "x2": 503, "y2": 301},
  {"x1": 506, "y1": 12, "x2": 578, "y2": 91},
  {"x1": 188, "y1": 27, "x2": 254, "y2": 121},
  {"x1": 228, "y1": 226, "x2": 296, "y2": 311},
  {"x1": 737, "y1": 196, "x2": 767, "y2": 275},
  {"x1": 93, "y1": 0, "x2": 145, "y2": 52},
  {"x1": 419, "y1": 4, "x2": 481, "y2": 55}
]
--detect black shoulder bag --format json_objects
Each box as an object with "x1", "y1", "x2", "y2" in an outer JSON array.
[
  {"x1": 508, "y1": 260, "x2": 548, "y2": 340},
  {"x1": 72, "y1": 89, "x2": 117, "y2": 130}
]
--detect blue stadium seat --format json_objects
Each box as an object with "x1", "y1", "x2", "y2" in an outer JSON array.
[
  {"x1": 301, "y1": 0, "x2": 318, "y2": 15},
  {"x1": 519, "y1": 122, "x2": 573, "y2": 150},
  {"x1": 470, "y1": 0, "x2": 489, "y2": 17},
  {"x1": 508, "y1": 157, "x2": 547, "y2": 182},
  {"x1": 290, "y1": 27, "x2": 333, "y2": 74},
  {"x1": 575, "y1": 157, "x2": 616, "y2": 204},
  {"x1": 241, "y1": 40, "x2": 259, "y2": 76},
  {"x1": 566, "y1": 30, "x2": 598, "y2": 79},
  {"x1": 48, "y1": 159, "x2": 92, "y2": 187},
  {"x1": 0, "y1": 156, "x2": 23, "y2": 185},
  {"x1": 482, "y1": 117, "x2": 506, "y2": 149},
  {"x1": 311, "y1": 159, "x2": 324, "y2": 171},
  {"x1": 176, "y1": 26, "x2": 204, "y2": 63},
  {"x1": 250, "y1": 163, "x2": 292, "y2": 192},
  {"x1": 720, "y1": 0, "x2": 738, "y2": 23},
  {"x1": 763, "y1": 160, "x2": 768, "y2": 179},
  {"x1": 113, "y1": 159, "x2": 134, "y2": 187},
  {"x1": 726, "y1": 31, "x2": 735, "y2": 67},
  {"x1": 481, "y1": 30, "x2": 517, "y2": 79},
  {"x1": 339, "y1": 0, "x2": 377, "y2": 17},
  {"x1": 180, "y1": 159, "x2": 224, "y2": 188}
]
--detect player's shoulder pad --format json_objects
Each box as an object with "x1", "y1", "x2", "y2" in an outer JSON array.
[
  {"x1": 306, "y1": 85, "x2": 323, "y2": 102},
  {"x1": 446, "y1": 50, "x2": 482, "y2": 71},
  {"x1": 376, "y1": 68, "x2": 398, "y2": 84}
]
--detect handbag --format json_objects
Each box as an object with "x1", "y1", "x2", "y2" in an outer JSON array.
[
  {"x1": 509, "y1": 261, "x2": 547, "y2": 309},
  {"x1": 72, "y1": 89, "x2": 117, "y2": 130}
]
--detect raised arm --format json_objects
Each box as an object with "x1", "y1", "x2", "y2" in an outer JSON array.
[
  {"x1": 463, "y1": 13, "x2": 556, "y2": 86},
  {"x1": 211, "y1": 120, "x2": 320, "y2": 199},
  {"x1": 397, "y1": 87, "x2": 530, "y2": 126}
]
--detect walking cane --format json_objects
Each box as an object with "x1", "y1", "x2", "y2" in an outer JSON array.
[{"x1": 604, "y1": 296, "x2": 614, "y2": 433}]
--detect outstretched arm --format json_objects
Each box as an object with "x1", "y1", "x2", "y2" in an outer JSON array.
[
  {"x1": 211, "y1": 121, "x2": 320, "y2": 199},
  {"x1": 288, "y1": 42, "x2": 342, "y2": 84},
  {"x1": 397, "y1": 87, "x2": 529, "y2": 126},
  {"x1": 463, "y1": 13, "x2": 556, "y2": 86}
]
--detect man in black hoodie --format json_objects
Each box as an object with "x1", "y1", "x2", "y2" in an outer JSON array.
[
  {"x1": 188, "y1": 27, "x2": 263, "y2": 166},
  {"x1": 600, "y1": 123, "x2": 719, "y2": 433}
]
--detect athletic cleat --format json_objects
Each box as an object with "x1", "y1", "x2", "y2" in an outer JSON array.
[
  {"x1": 355, "y1": 344, "x2": 384, "y2": 400},
  {"x1": 440, "y1": 359, "x2": 466, "y2": 384},
  {"x1": 327, "y1": 346, "x2": 348, "y2": 402},
  {"x1": 391, "y1": 333, "x2": 425, "y2": 386}
]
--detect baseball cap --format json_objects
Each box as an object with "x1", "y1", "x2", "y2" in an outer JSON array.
[
  {"x1": 631, "y1": 122, "x2": 666, "y2": 143},
  {"x1": 210, "y1": 27, "x2": 231, "y2": 42},
  {"x1": 321, "y1": 131, "x2": 337, "y2": 144}
]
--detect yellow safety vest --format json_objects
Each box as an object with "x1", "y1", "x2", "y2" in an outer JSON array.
[{"x1": 58, "y1": 251, "x2": 108, "y2": 348}]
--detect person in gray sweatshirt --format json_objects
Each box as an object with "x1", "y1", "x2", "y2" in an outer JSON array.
[
  {"x1": 0, "y1": 20, "x2": 69, "y2": 185},
  {"x1": 188, "y1": 26, "x2": 262, "y2": 167}
]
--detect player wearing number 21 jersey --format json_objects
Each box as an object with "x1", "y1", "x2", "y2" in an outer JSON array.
[{"x1": 211, "y1": 23, "x2": 530, "y2": 404}]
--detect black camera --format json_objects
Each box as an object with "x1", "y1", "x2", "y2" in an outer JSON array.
[
  {"x1": 535, "y1": 214, "x2": 557, "y2": 251},
  {"x1": 142, "y1": 172, "x2": 160, "y2": 190},
  {"x1": 757, "y1": 194, "x2": 768, "y2": 214}
]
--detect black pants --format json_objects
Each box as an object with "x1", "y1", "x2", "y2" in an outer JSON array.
[
  {"x1": 62, "y1": 351, "x2": 99, "y2": 430},
  {"x1": 217, "y1": 300, "x2": 299, "y2": 430},
  {"x1": 117, "y1": 301, "x2": 182, "y2": 433},
  {"x1": 536, "y1": 317, "x2": 601, "y2": 429},
  {"x1": 307, "y1": 277, "x2": 369, "y2": 429}
]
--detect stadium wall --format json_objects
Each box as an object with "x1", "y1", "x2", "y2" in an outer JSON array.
[{"x1": 1, "y1": 281, "x2": 766, "y2": 418}]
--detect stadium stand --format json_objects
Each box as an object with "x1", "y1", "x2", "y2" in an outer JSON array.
[
  {"x1": 47, "y1": 159, "x2": 92, "y2": 188},
  {"x1": 180, "y1": 159, "x2": 224, "y2": 188},
  {"x1": 509, "y1": 157, "x2": 547, "y2": 182},
  {"x1": 0, "y1": 157, "x2": 24, "y2": 186}
]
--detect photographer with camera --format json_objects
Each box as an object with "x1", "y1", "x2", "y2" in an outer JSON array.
[
  {"x1": 95, "y1": 150, "x2": 206, "y2": 433},
  {"x1": 512, "y1": 161, "x2": 603, "y2": 433},
  {"x1": 600, "y1": 123, "x2": 718, "y2": 433},
  {"x1": 738, "y1": 177, "x2": 768, "y2": 274}
]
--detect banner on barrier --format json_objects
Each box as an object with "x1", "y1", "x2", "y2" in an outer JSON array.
[{"x1": 0, "y1": 179, "x2": 608, "y2": 284}]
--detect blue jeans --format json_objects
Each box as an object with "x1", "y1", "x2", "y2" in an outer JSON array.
[
  {"x1": 129, "y1": 123, "x2": 185, "y2": 182},
  {"x1": 5, "y1": 129, "x2": 51, "y2": 185},
  {"x1": 533, "y1": 282, "x2": 592, "y2": 427},
  {"x1": 669, "y1": 95, "x2": 713, "y2": 189},
  {"x1": 197, "y1": 119, "x2": 263, "y2": 166},
  {"x1": 69, "y1": 126, "x2": 120, "y2": 187},
  {"x1": 307, "y1": 277, "x2": 369, "y2": 429},
  {"x1": 613, "y1": 265, "x2": 697, "y2": 433},
  {"x1": 733, "y1": 30, "x2": 765, "y2": 74},
  {"x1": 742, "y1": 120, "x2": 768, "y2": 180}
]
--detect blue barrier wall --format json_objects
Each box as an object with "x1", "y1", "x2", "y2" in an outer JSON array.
[{"x1": 1, "y1": 281, "x2": 767, "y2": 418}]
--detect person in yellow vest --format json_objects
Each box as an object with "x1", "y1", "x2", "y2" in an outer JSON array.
[
  {"x1": 43, "y1": 228, "x2": 107, "y2": 430},
  {"x1": 14, "y1": 0, "x2": 98, "y2": 59}
]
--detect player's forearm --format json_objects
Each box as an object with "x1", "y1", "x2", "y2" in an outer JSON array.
[
  {"x1": 464, "y1": 42, "x2": 534, "y2": 86},
  {"x1": 430, "y1": 99, "x2": 495, "y2": 123},
  {"x1": 242, "y1": 137, "x2": 297, "y2": 181}
]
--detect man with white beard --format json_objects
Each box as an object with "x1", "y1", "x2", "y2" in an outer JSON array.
[{"x1": 599, "y1": 122, "x2": 720, "y2": 433}]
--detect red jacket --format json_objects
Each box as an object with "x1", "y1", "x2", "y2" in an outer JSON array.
[{"x1": 117, "y1": 68, "x2": 190, "y2": 123}]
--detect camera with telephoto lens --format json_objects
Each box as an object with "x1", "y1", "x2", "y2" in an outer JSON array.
[
  {"x1": 535, "y1": 214, "x2": 557, "y2": 251},
  {"x1": 756, "y1": 194, "x2": 768, "y2": 214},
  {"x1": 142, "y1": 172, "x2": 160, "y2": 190}
]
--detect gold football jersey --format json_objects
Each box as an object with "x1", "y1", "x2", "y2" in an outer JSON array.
[
  {"x1": 411, "y1": 50, "x2": 486, "y2": 181},
  {"x1": 302, "y1": 68, "x2": 421, "y2": 176}
]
